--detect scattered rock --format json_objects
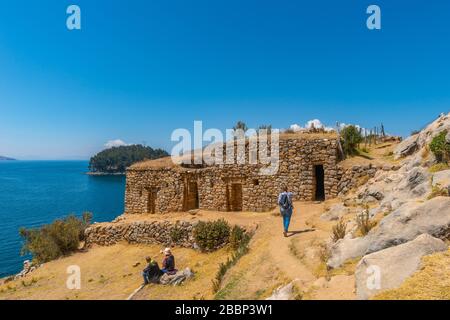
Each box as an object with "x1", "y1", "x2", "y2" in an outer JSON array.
[
  {"x1": 394, "y1": 135, "x2": 418, "y2": 160},
  {"x1": 320, "y1": 203, "x2": 349, "y2": 221},
  {"x1": 188, "y1": 209, "x2": 199, "y2": 215},
  {"x1": 355, "y1": 234, "x2": 447, "y2": 300},
  {"x1": 266, "y1": 282, "x2": 295, "y2": 300},
  {"x1": 159, "y1": 267, "x2": 194, "y2": 286}
]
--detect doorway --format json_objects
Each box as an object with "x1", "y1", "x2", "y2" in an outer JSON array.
[
  {"x1": 147, "y1": 188, "x2": 158, "y2": 214},
  {"x1": 314, "y1": 165, "x2": 325, "y2": 201},
  {"x1": 184, "y1": 180, "x2": 199, "y2": 211},
  {"x1": 230, "y1": 183, "x2": 243, "y2": 211}
]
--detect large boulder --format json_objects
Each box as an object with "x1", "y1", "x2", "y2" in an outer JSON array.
[
  {"x1": 397, "y1": 166, "x2": 430, "y2": 191},
  {"x1": 367, "y1": 197, "x2": 450, "y2": 254},
  {"x1": 394, "y1": 135, "x2": 419, "y2": 160},
  {"x1": 355, "y1": 234, "x2": 447, "y2": 300},
  {"x1": 327, "y1": 236, "x2": 372, "y2": 269},
  {"x1": 394, "y1": 113, "x2": 450, "y2": 160}
]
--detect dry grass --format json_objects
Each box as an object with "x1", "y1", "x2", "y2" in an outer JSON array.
[
  {"x1": 331, "y1": 219, "x2": 347, "y2": 242},
  {"x1": 0, "y1": 243, "x2": 229, "y2": 300},
  {"x1": 429, "y1": 163, "x2": 450, "y2": 173},
  {"x1": 373, "y1": 248, "x2": 450, "y2": 300}
]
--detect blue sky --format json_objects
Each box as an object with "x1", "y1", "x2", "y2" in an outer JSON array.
[{"x1": 1, "y1": 0, "x2": 449, "y2": 159}]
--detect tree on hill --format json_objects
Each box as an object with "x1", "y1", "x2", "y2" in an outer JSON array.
[
  {"x1": 340, "y1": 125, "x2": 363, "y2": 156},
  {"x1": 89, "y1": 144, "x2": 169, "y2": 173}
]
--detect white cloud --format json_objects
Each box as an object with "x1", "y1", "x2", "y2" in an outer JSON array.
[
  {"x1": 289, "y1": 124, "x2": 304, "y2": 132},
  {"x1": 289, "y1": 119, "x2": 335, "y2": 132},
  {"x1": 104, "y1": 139, "x2": 128, "y2": 148}
]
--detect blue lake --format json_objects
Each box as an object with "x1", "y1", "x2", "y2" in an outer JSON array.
[{"x1": 0, "y1": 161, "x2": 125, "y2": 278}]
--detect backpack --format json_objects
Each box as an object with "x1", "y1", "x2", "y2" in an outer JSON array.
[{"x1": 280, "y1": 193, "x2": 291, "y2": 210}]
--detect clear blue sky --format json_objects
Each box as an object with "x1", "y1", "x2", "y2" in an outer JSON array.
[{"x1": 1, "y1": 0, "x2": 449, "y2": 159}]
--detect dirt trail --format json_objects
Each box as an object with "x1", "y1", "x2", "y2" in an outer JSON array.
[
  {"x1": 265, "y1": 203, "x2": 321, "y2": 283},
  {"x1": 260, "y1": 201, "x2": 356, "y2": 300}
]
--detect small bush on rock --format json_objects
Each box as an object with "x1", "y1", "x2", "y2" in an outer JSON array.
[
  {"x1": 19, "y1": 212, "x2": 92, "y2": 264},
  {"x1": 429, "y1": 130, "x2": 450, "y2": 163},
  {"x1": 193, "y1": 219, "x2": 231, "y2": 251}
]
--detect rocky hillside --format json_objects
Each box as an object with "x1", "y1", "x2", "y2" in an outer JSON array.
[{"x1": 325, "y1": 112, "x2": 450, "y2": 299}]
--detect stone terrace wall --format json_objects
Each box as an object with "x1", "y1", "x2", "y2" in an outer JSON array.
[
  {"x1": 125, "y1": 137, "x2": 341, "y2": 214},
  {"x1": 84, "y1": 219, "x2": 256, "y2": 250},
  {"x1": 85, "y1": 220, "x2": 197, "y2": 248}
]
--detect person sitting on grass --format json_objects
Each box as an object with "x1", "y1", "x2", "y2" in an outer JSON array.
[
  {"x1": 142, "y1": 256, "x2": 163, "y2": 285},
  {"x1": 161, "y1": 248, "x2": 177, "y2": 275}
]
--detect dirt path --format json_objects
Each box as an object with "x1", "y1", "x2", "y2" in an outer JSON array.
[{"x1": 262, "y1": 201, "x2": 356, "y2": 300}]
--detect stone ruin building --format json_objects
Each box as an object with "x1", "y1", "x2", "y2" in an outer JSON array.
[{"x1": 124, "y1": 132, "x2": 378, "y2": 214}]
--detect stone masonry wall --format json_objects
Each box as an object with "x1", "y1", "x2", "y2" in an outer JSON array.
[
  {"x1": 85, "y1": 220, "x2": 197, "y2": 248},
  {"x1": 125, "y1": 137, "x2": 341, "y2": 214},
  {"x1": 336, "y1": 164, "x2": 400, "y2": 196}
]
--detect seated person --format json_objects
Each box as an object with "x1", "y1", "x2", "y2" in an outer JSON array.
[
  {"x1": 142, "y1": 256, "x2": 163, "y2": 285},
  {"x1": 161, "y1": 248, "x2": 177, "y2": 275}
]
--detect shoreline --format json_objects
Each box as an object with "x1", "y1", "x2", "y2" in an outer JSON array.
[{"x1": 86, "y1": 172, "x2": 125, "y2": 176}]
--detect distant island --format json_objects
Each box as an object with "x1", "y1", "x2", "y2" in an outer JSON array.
[
  {"x1": 0, "y1": 156, "x2": 16, "y2": 161},
  {"x1": 88, "y1": 144, "x2": 169, "y2": 175}
]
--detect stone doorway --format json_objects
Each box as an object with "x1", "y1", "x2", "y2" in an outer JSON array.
[
  {"x1": 184, "y1": 180, "x2": 199, "y2": 211},
  {"x1": 147, "y1": 187, "x2": 158, "y2": 214},
  {"x1": 314, "y1": 165, "x2": 325, "y2": 201},
  {"x1": 229, "y1": 183, "x2": 243, "y2": 211}
]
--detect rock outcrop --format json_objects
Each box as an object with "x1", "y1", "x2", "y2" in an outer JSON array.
[
  {"x1": 367, "y1": 197, "x2": 450, "y2": 253},
  {"x1": 355, "y1": 234, "x2": 447, "y2": 300}
]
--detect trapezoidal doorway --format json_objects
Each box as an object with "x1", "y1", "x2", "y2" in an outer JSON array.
[
  {"x1": 314, "y1": 165, "x2": 325, "y2": 201},
  {"x1": 147, "y1": 188, "x2": 158, "y2": 214},
  {"x1": 183, "y1": 180, "x2": 199, "y2": 211},
  {"x1": 230, "y1": 183, "x2": 243, "y2": 211}
]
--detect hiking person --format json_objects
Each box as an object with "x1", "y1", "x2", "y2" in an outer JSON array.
[
  {"x1": 278, "y1": 186, "x2": 294, "y2": 237},
  {"x1": 161, "y1": 248, "x2": 176, "y2": 274},
  {"x1": 142, "y1": 256, "x2": 163, "y2": 285}
]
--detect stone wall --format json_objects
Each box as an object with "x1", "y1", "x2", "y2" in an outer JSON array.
[
  {"x1": 125, "y1": 137, "x2": 341, "y2": 214},
  {"x1": 336, "y1": 164, "x2": 400, "y2": 196},
  {"x1": 85, "y1": 220, "x2": 197, "y2": 248}
]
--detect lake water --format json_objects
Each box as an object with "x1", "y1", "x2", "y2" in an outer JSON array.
[{"x1": 0, "y1": 161, "x2": 125, "y2": 278}]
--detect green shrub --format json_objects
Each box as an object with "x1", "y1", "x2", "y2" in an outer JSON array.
[
  {"x1": 429, "y1": 130, "x2": 450, "y2": 163},
  {"x1": 170, "y1": 225, "x2": 188, "y2": 243},
  {"x1": 340, "y1": 125, "x2": 363, "y2": 156},
  {"x1": 331, "y1": 218, "x2": 347, "y2": 242},
  {"x1": 19, "y1": 212, "x2": 92, "y2": 264},
  {"x1": 193, "y1": 219, "x2": 231, "y2": 251},
  {"x1": 229, "y1": 225, "x2": 250, "y2": 250}
]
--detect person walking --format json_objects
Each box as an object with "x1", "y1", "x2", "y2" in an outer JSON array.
[{"x1": 278, "y1": 186, "x2": 294, "y2": 237}]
